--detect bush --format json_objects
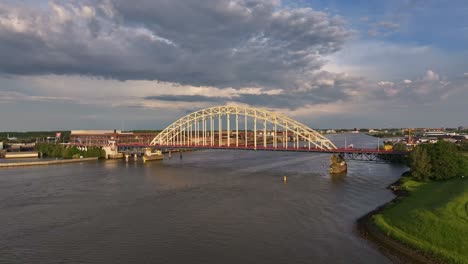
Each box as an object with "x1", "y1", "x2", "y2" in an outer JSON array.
[{"x1": 35, "y1": 143, "x2": 106, "y2": 159}]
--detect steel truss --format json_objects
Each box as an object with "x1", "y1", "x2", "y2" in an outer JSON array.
[{"x1": 341, "y1": 152, "x2": 407, "y2": 162}]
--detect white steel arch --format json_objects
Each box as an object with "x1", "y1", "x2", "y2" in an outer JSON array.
[{"x1": 150, "y1": 106, "x2": 337, "y2": 150}]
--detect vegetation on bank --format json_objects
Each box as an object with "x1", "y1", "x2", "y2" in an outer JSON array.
[
  {"x1": 0, "y1": 131, "x2": 71, "y2": 143},
  {"x1": 371, "y1": 141, "x2": 468, "y2": 264},
  {"x1": 35, "y1": 143, "x2": 106, "y2": 159},
  {"x1": 373, "y1": 177, "x2": 468, "y2": 264},
  {"x1": 410, "y1": 141, "x2": 468, "y2": 181}
]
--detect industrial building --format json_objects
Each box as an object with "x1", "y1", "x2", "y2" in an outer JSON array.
[{"x1": 69, "y1": 130, "x2": 159, "y2": 147}]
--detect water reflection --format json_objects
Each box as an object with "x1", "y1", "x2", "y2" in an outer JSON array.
[{"x1": 330, "y1": 172, "x2": 347, "y2": 184}]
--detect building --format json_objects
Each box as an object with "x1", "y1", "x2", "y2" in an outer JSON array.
[
  {"x1": 424, "y1": 131, "x2": 446, "y2": 137},
  {"x1": 69, "y1": 130, "x2": 159, "y2": 147}
]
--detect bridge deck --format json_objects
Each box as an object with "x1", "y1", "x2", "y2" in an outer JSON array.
[{"x1": 114, "y1": 144, "x2": 408, "y2": 155}]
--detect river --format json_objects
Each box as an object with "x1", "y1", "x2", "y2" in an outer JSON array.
[{"x1": 0, "y1": 134, "x2": 407, "y2": 264}]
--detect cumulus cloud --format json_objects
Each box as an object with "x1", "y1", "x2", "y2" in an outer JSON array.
[
  {"x1": 0, "y1": 0, "x2": 350, "y2": 91},
  {"x1": 377, "y1": 81, "x2": 394, "y2": 86},
  {"x1": 424, "y1": 70, "x2": 439, "y2": 81},
  {"x1": 373, "y1": 70, "x2": 458, "y2": 101}
]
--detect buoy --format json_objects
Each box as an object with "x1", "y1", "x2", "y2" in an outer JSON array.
[{"x1": 283, "y1": 175, "x2": 287, "y2": 183}]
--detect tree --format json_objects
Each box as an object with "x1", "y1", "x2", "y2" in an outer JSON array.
[
  {"x1": 426, "y1": 141, "x2": 464, "y2": 180},
  {"x1": 393, "y1": 142, "x2": 408, "y2": 152},
  {"x1": 410, "y1": 141, "x2": 466, "y2": 181},
  {"x1": 410, "y1": 146, "x2": 432, "y2": 181}
]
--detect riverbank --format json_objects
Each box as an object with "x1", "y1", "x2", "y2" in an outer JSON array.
[
  {"x1": 358, "y1": 175, "x2": 468, "y2": 264},
  {"x1": 0, "y1": 157, "x2": 99, "y2": 168}
]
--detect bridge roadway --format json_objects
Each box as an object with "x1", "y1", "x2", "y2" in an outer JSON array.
[
  {"x1": 70, "y1": 142, "x2": 408, "y2": 162},
  {"x1": 118, "y1": 144, "x2": 408, "y2": 162},
  {"x1": 117, "y1": 143, "x2": 407, "y2": 154}
]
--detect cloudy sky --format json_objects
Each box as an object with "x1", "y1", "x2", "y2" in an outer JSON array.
[{"x1": 0, "y1": 0, "x2": 467, "y2": 130}]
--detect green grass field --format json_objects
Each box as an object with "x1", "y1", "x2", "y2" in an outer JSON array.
[{"x1": 373, "y1": 177, "x2": 468, "y2": 264}]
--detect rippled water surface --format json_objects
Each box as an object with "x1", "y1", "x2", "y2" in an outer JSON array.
[{"x1": 0, "y1": 134, "x2": 407, "y2": 264}]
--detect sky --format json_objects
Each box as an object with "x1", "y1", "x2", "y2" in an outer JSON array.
[{"x1": 0, "y1": 0, "x2": 467, "y2": 130}]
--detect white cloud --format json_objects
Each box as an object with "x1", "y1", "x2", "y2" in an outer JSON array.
[
  {"x1": 403, "y1": 79, "x2": 412, "y2": 84},
  {"x1": 324, "y1": 40, "x2": 468, "y2": 82},
  {"x1": 377, "y1": 81, "x2": 394, "y2": 86},
  {"x1": 424, "y1": 70, "x2": 439, "y2": 81}
]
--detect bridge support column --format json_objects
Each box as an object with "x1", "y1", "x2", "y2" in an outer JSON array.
[
  {"x1": 254, "y1": 113, "x2": 257, "y2": 150},
  {"x1": 296, "y1": 128, "x2": 299, "y2": 149},
  {"x1": 244, "y1": 111, "x2": 247, "y2": 148},
  {"x1": 274, "y1": 119, "x2": 277, "y2": 149},
  {"x1": 236, "y1": 112, "x2": 239, "y2": 147},
  {"x1": 227, "y1": 112, "x2": 230, "y2": 147},
  {"x1": 218, "y1": 112, "x2": 222, "y2": 146},
  {"x1": 211, "y1": 113, "x2": 214, "y2": 146},
  {"x1": 285, "y1": 127, "x2": 288, "y2": 149}
]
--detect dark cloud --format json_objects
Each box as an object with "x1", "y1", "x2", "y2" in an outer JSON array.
[
  {"x1": 0, "y1": 0, "x2": 350, "y2": 90},
  {"x1": 145, "y1": 95, "x2": 228, "y2": 103},
  {"x1": 145, "y1": 81, "x2": 352, "y2": 110}
]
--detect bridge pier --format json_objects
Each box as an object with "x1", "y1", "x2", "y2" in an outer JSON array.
[{"x1": 330, "y1": 154, "x2": 347, "y2": 174}]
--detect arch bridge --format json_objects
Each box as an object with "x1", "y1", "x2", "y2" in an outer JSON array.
[{"x1": 150, "y1": 106, "x2": 337, "y2": 151}]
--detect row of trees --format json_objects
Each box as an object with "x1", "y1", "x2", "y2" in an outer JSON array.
[
  {"x1": 36, "y1": 143, "x2": 106, "y2": 159},
  {"x1": 410, "y1": 141, "x2": 468, "y2": 181},
  {"x1": 0, "y1": 131, "x2": 71, "y2": 143}
]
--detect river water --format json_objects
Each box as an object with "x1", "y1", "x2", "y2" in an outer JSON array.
[{"x1": 0, "y1": 134, "x2": 407, "y2": 264}]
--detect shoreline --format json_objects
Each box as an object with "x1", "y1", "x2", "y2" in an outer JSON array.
[
  {"x1": 356, "y1": 176, "x2": 446, "y2": 264},
  {"x1": 0, "y1": 157, "x2": 99, "y2": 168}
]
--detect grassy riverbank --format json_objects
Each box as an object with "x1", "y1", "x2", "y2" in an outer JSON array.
[{"x1": 372, "y1": 176, "x2": 468, "y2": 264}]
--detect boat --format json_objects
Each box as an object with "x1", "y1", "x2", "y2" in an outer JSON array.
[{"x1": 143, "y1": 148, "x2": 163, "y2": 162}]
